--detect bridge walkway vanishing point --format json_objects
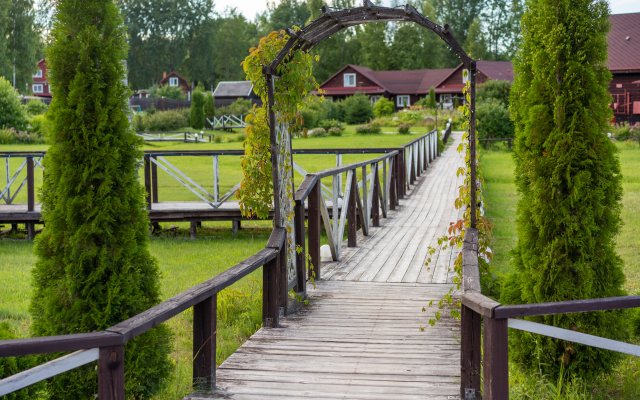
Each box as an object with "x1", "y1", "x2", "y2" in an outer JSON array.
[{"x1": 190, "y1": 131, "x2": 465, "y2": 400}]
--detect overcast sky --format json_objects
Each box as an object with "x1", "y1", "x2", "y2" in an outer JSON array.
[{"x1": 214, "y1": 0, "x2": 640, "y2": 20}]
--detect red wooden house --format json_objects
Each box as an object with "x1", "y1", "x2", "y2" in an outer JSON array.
[
  {"x1": 609, "y1": 12, "x2": 640, "y2": 124},
  {"x1": 159, "y1": 71, "x2": 191, "y2": 94},
  {"x1": 31, "y1": 59, "x2": 52, "y2": 97}
]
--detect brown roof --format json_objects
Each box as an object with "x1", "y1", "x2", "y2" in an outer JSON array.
[
  {"x1": 476, "y1": 61, "x2": 513, "y2": 81},
  {"x1": 319, "y1": 64, "x2": 454, "y2": 95},
  {"x1": 608, "y1": 13, "x2": 640, "y2": 72}
]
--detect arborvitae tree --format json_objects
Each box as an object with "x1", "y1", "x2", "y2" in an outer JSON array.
[
  {"x1": 502, "y1": 0, "x2": 630, "y2": 379},
  {"x1": 428, "y1": 86, "x2": 437, "y2": 108},
  {"x1": 190, "y1": 87, "x2": 205, "y2": 129},
  {"x1": 204, "y1": 92, "x2": 215, "y2": 122},
  {"x1": 30, "y1": 1, "x2": 171, "y2": 397}
]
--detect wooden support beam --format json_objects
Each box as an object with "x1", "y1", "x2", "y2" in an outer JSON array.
[
  {"x1": 151, "y1": 156, "x2": 159, "y2": 204},
  {"x1": 263, "y1": 251, "x2": 280, "y2": 327},
  {"x1": 98, "y1": 345, "x2": 125, "y2": 400},
  {"x1": 483, "y1": 317, "x2": 509, "y2": 400},
  {"x1": 193, "y1": 294, "x2": 216, "y2": 392},
  {"x1": 347, "y1": 171, "x2": 357, "y2": 247},
  {"x1": 144, "y1": 156, "x2": 151, "y2": 209},
  {"x1": 308, "y1": 183, "x2": 321, "y2": 280},
  {"x1": 372, "y1": 166, "x2": 380, "y2": 227},
  {"x1": 294, "y1": 200, "x2": 306, "y2": 294},
  {"x1": 460, "y1": 305, "x2": 481, "y2": 399},
  {"x1": 26, "y1": 157, "x2": 35, "y2": 239}
]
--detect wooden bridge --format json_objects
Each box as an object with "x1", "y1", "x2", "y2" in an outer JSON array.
[{"x1": 194, "y1": 132, "x2": 465, "y2": 400}]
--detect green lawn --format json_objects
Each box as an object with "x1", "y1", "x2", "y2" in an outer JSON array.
[{"x1": 481, "y1": 142, "x2": 640, "y2": 399}]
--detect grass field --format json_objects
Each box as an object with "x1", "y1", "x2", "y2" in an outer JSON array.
[
  {"x1": 481, "y1": 142, "x2": 640, "y2": 399},
  {"x1": 0, "y1": 129, "x2": 426, "y2": 398}
]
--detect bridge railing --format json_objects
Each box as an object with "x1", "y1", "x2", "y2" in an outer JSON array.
[
  {"x1": 460, "y1": 228, "x2": 640, "y2": 400},
  {"x1": 0, "y1": 228, "x2": 286, "y2": 397}
]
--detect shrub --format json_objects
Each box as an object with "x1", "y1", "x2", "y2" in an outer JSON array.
[
  {"x1": 397, "y1": 123, "x2": 411, "y2": 135},
  {"x1": 30, "y1": 2, "x2": 171, "y2": 397},
  {"x1": 504, "y1": 0, "x2": 630, "y2": 380},
  {"x1": 132, "y1": 113, "x2": 145, "y2": 132},
  {"x1": 318, "y1": 119, "x2": 344, "y2": 131},
  {"x1": 150, "y1": 84, "x2": 186, "y2": 100},
  {"x1": 204, "y1": 92, "x2": 215, "y2": 121},
  {"x1": 373, "y1": 97, "x2": 395, "y2": 117},
  {"x1": 0, "y1": 128, "x2": 46, "y2": 144},
  {"x1": 343, "y1": 93, "x2": 373, "y2": 124},
  {"x1": 476, "y1": 99, "x2": 514, "y2": 147},
  {"x1": 356, "y1": 122, "x2": 381, "y2": 135},
  {"x1": 190, "y1": 88, "x2": 205, "y2": 129},
  {"x1": 610, "y1": 123, "x2": 640, "y2": 141},
  {"x1": 144, "y1": 109, "x2": 190, "y2": 131},
  {"x1": 217, "y1": 98, "x2": 252, "y2": 116},
  {"x1": 477, "y1": 80, "x2": 511, "y2": 106},
  {"x1": 299, "y1": 106, "x2": 319, "y2": 129},
  {"x1": 322, "y1": 99, "x2": 343, "y2": 121},
  {"x1": 328, "y1": 127, "x2": 343, "y2": 136},
  {"x1": 25, "y1": 99, "x2": 48, "y2": 116},
  {"x1": 28, "y1": 114, "x2": 51, "y2": 138},
  {"x1": 308, "y1": 127, "x2": 327, "y2": 137},
  {"x1": 0, "y1": 77, "x2": 28, "y2": 130}
]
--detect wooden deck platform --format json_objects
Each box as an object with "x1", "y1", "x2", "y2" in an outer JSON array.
[{"x1": 189, "y1": 132, "x2": 465, "y2": 399}]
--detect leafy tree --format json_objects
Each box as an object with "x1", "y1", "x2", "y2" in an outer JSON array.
[
  {"x1": 0, "y1": 0, "x2": 40, "y2": 92},
  {"x1": 476, "y1": 98, "x2": 513, "y2": 146},
  {"x1": 30, "y1": 1, "x2": 171, "y2": 397},
  {"x1": 432, "y1": 0, "x2": 483, "y2": 48},
  {"x1": 373, "y1": 97, "x2": 394, "y2": 117},
  {"x1": 357, "y1": 22, "x2": 391, "y2": 71},
  {"x1": 343, "y1": 93, "x2": 373, "y2": 124},
  {"x1": 482, "y1": 0, "x2": 524, "y2": 60},
  {"x1": 389, "y1": 23, "x2": 425, "y2": 70},
  {"x1": 502, "y1": 0, "x2": 630, "y2": 379},
  {"x1": 0, "y1": 76, "x2": 27, "y2": 129},
  {"x1": 190, "y1": 87, "x2": 205, "y2": 129},
  {"x1": 150, "y1": 83, "x2": 186, "y2": 100},
  {"x1": 213, "y1": 11, "x2": 258, "y2": 83},
  {"x1": 477, "y1": 79, "x2": 511, "y2": 106},
  {"x1": 464, "y1": 17, "x2": 488, "y2": 60},
  {"x1": 260, "y1": 0, "x2": 310, "y2": 32}
]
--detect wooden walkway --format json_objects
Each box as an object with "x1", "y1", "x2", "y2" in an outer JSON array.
[{"x1": 189, "y1": 132, "x2": 465, "y2": 400}]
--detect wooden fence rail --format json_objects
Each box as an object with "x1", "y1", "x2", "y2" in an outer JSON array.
[
  {"x1": 460, "y1": 228, "x2": 640, "y2": 400},
  {"x1": 0, "y1": 130, "x2": 442, "y2": 398}
]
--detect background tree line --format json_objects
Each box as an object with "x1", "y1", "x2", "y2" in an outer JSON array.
[{"x1": 3, "y1": 0, "x2": 522, "y2": 93}]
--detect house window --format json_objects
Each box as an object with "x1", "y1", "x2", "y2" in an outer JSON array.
[
  {"x1": 33, "y1": 69, "x2": 43, "y2": 78},
  {"x1": 397, "y1": 95, "x2": 410, "y2": 108},
  {"x1": 32, "y1": 84, "x2": 44, "y2": 94},
  {"x1": 344, "y1": 73, "x2": 356, "y2": 87},
  {"x1": 370, "y1": 95, "x2": 381, "y2": 104},
  {"x1": 169, "y1": 77, "x2": 179, "y2": 87}
]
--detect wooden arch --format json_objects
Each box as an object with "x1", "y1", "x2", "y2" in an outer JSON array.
[{"x1": 263, "y1": 1, "x2": 478, "y2": 289}]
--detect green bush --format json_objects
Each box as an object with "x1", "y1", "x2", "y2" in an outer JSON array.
[
  {"x1": 477, "y1": 80, "x2": 511, "y2": 106},
  {"x1": 27, "y1": 114, "x2": 51, "y2": 138},
  {"x1": 217, "y1": 98, "x2": 252, "y2": 117},
  {"x1": 328, "y1": 127, "x2": 343, "y2": 136},
  {"x1": 300, "y1": 106, "x2": 319, "y2": 129},
  {"x1": 373, "y1": 97, "x2": 395, "y2": 117},
  {"x1": 190, "y1": 88, "x2": 205, "y2": 129},
  {"x1": 318, "y1": 119, "x2": 344, "y2": 131},
  {"x1": 0, "y1": 128, "x2": 46, "y2": 144},
  {"x1": 356, "y1": 122, "x2": 381, "y2": 135},
  {"x1": 397, "y1": 123, "x2": 411, "y2": 135},
  {"x1": 150, "y1": 84, "x2": 186, "y2": 100},
  {"x1": 476, "y1": 99, "x2": 514, "y2": 147},
  {"x1": 30, "y1": 2, "x2": 171, "y2": 397},
  {"x1": 204, "y1": 92, "x2": 215, "y2": 122},
  {"x1": 144, "y1": 109, "x2": 190, "y2": 131},
  {"x1": 610, "y1": 123, "x2": 640, "y2": 141},
  {"x1": 322, "y1": 100, "x2": 343, "y2": 121},
  {"x1": 343, "y1": 93, "x2": 373, "y2": 124},
  {"x1": 0, "y1": 77, "x2": 28, "y2": 130},
  {"x1": 308, "y1": 127, "x2": 327, "y2": 137},
  {"x1": 25, "y1": 99, "x2": 48, "y2": 116},
  {"x1": 132, "y1": 113, "x2": 145, "y2": 132}
]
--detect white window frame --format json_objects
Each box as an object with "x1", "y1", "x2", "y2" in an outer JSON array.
[
  {"x1": 397, "y1": 95, "x2": 410, "y2": 108},
  {"x1": 343, "y1": 73, "x2": 356, "y2": 87},
  {"x1": 33, "y1": 69, "x2": 43, "y2": 78},
  {"x1": 168, "y1": 77, "x2": 179, "y2": 87},
  {"x1": 32, "y1": 84, "x2": 44, "y2": 94}
]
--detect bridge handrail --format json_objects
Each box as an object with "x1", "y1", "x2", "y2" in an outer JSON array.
[{"x1": 460, "y1": 229, "x2": 640, "y2": 400}]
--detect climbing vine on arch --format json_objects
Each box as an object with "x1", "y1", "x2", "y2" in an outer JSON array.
[{"x1": 238, "y1": 29, "x2": 319, "y2": 219}]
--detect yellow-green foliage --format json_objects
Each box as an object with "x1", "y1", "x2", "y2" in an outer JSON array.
[{"x1": 504, "y1": 0, "x2": 630, "y2": 379}]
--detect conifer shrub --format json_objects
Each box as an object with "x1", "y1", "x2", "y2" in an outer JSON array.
[
  {"x1": 476, "y1": 98, "x2": 514, "y2": 147},
  {"x1": 204, "y1": 92, "x2": 215, "y2": 122},
  {"x1": 373, "y1": 97, "x2": 394, "y2": 117},
  {"x1": 190, "y1": 88, "x2": 205, "y2": 129},
  {"x1": 0, "y1": 77, "x2": 28, "y2": 130},
  {"x1": 343, "y1": 93, "x2": 373, "y2": 124},
  {"x1": 30, "y1": 1, "x2": 171, "y2": 398},
  {"x1": 503, "y1": 0, "x2": 630, "y2": 380}
]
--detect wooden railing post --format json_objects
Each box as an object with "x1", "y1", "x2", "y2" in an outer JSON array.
[
  {"x1": 278, "y1": 240, "x2": 288, "y2": 315},
  {"x1": 483, "y1": 316, "x2": 509, "y2": 400},
  {"x1": 396, "y1": 153, "x2": 404, "y2": 200},
  {"x1": 461, "y1": 305, "x2": 481, "y2": 399},
  {"x1": 143, "y1": 155, "x2": 152, "y2": 209},
  {"x1": 98, "y1": 345, "x2": 125, "y2": 400},
  {"x1": 410, "y1": 146, "x2": 416, "y2": 184},
  {"x1": 151, "y1": 156, "x2": 159, "y2": 203},
  {"x1": 263, "y1": 253, "x2": 280, "y2": 328},
  {"x1": 372, "y1": 165, "x2": 380, "y2": 227},
  {"x1": 390, "y1": 157, "x2": 397, "y2": 210},
  {"x1": 193, "y1": 294, "x2": 217, "y2": 392},
  {"x1": 26, "y1": 156, "x2": 35, "y2": 239},
  {"x1": 294, "y1": 199, "x2": 306, "y2": 295},
  {"x1": 308, "y1": 181, "x2": 321, "y2": 280},
  {"x1": 347, "y1": 170, "x2": 357, "y2": 247}
]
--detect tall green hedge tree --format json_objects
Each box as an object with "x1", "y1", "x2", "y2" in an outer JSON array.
[
  {"x1": 30, "y1": 1, "x2": 171, "y2": 397},
  {"x1": 502, "y1": 0, "x2": 630, "y2": 379}
]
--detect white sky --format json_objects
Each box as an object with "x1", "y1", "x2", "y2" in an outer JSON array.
[{"x1": 214, "y1": 0, "x2": 640, "y2": 20}]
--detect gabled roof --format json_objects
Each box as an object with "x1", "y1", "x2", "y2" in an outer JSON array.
[
  {"x1": 319, "y1": 64, "x2": 454, "y2": 95},
  {"x1": 213, "y1": 81, "x2": 254, "y2": 97},
  {"x1": 476, "y1": 60, "x2": 513, "y2": 81},
  {"x1": 608, "y1": 12, "x2": 640, "y2": 72},
  {"x1": 159, "y1": 71, "x2": 189, "y2": 86}
]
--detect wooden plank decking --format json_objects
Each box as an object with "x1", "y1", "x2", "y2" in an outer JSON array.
[{"x1": 189, "y1": 132, "x2": 465, "y2": 400}]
